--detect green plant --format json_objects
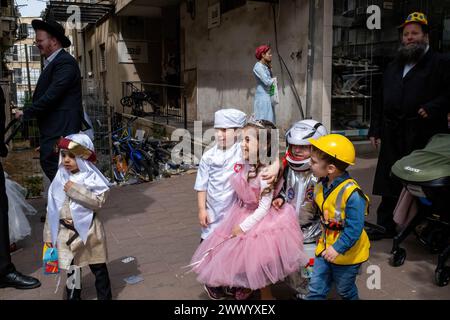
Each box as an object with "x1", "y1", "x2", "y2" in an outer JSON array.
[
  {"x1": 152, "y1": 124, "x2": 167, "y2": 139},
  {"x1": 23, "y1": 175, "x2": 43, "y2": 198}
]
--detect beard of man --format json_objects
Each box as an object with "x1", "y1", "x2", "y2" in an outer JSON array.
[{"x1": 397, "y1": 40, "x2": 428, "y2": 65}]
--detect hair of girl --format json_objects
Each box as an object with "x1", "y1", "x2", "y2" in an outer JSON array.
[{"x1": 244, "y1": 119, "x2": 277, "y2": 197}]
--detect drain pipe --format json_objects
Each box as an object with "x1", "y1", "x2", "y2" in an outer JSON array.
[{"x1": 305, "y1": 0, "x2": 316, "y2": 119}]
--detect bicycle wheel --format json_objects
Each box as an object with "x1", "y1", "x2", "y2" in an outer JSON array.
[
  {"x1": 129, "y1": 150, "x2": 155, "y2": 182},
  {"x1": 120, "y1": 96, "x2": 133, "y2": 107},
  {"x1": 139, "y1": 148, "x2": 160, "y2": 178}
]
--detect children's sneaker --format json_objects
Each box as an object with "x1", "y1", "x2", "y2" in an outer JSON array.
[
  {"x1": 204, "y1": 285, "x2": 226, "y2": 300},
  {"x1": 234, "y1": 288, "x2": 253, "y2": 300}
]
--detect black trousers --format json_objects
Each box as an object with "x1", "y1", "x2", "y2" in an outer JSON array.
[
  {"x1": 67, "y1": 261, "x2": 112, "y2": 300},
  {"x1": 0, "y1": 164, "x2": 15, "y2": 277},
  {"x1": 40, "y1": 139, "x2": 59, "y2": 181},
  {"x1": 376, "y1": 196, "x2": 399, "y2": 233}
]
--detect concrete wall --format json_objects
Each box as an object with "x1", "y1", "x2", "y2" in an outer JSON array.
[
  {"x1": 180, "y1": 0, "x2": 325, "y2": 132},
  {"x1": 74, "y1": 15, "x2": 162, "y2": 112},
  {"x1": 308, "y1": 0, "x2": 332, "y2": 131}
]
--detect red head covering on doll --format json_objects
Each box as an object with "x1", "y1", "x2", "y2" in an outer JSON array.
[{"x1": 255, "y1": 45, "x2": 271, "y2": 60}]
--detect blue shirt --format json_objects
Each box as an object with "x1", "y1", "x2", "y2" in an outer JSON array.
[{"x1": 320, "y1": 172, "x2": 367, "y2": 254}]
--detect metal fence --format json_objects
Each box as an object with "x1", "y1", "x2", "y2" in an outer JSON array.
[
  {"x1": 3, "y1": 118, "x2": 45, "y2": 198},
  {"x1": 121, "y1": 81, "x2": 187, "y2": 129},
  {"x1": 82, "y1": 79, "x2": 114, "y2": 181}
]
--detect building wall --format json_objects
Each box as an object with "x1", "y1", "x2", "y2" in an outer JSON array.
[
  {"x1": 180, "y1": 0, "x2": 330, "y2": 131},
  {"x1": 1, "y1": 0, "x2": 19, "y2": 125},
  {"x1": 74, "y1": 15, "x2": 162, "y2": 112},
  {"x1": 6, "y1": 17, "x2": 41, "y2": 108}
]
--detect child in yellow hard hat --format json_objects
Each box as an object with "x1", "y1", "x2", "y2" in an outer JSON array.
[{"x1": 304, "y1": 134, "x2": 371, "y2": 300}]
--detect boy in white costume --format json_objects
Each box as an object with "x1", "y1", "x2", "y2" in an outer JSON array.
[{"x1": 195, "y1": 108, "x2": 247, "y2": 242}]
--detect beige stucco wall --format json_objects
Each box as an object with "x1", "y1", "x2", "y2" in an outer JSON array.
[
  {"x1": 180, "y1": 0, "x2": 331, "y2": 132},
  {"x1": 73, "y1": 15, "x2": 162, "y2": 112}
]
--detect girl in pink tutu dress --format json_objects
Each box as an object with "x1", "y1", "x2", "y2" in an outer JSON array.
[{"x1": 190, "y1": 119, "x2": 308, "y2": 300}]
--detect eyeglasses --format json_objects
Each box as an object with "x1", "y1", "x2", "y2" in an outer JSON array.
[{"x1": 33, "y1": 37, "x2": 51, "y2": 45}]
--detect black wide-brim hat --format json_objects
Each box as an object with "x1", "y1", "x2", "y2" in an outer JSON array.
[{"x1": 31, "y1": 19, "x2": 71, "y2": 48}]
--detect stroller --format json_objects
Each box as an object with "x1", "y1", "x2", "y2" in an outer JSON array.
[{"x1": 390, "y1": 134, "x2": 450, "y2": 287}]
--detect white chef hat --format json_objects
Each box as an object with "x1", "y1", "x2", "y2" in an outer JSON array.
[{"x1": 214, "y1": 108, "x2": 247, "y2": 129}]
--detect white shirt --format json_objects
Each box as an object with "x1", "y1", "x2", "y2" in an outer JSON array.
[
  {"x1": 194, "y1": 142, "x2": 242, "y2": 239},
  {"x1": 403, "y1": 44, "x2": 430, "y2": 78},
  {"x1": 44, "y1": 48, "x2": 63, "y2": 69}
]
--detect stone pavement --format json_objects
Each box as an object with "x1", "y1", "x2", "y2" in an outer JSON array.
[{"x1": 1, "y1": 153, "x2": 449, "y2": 300}]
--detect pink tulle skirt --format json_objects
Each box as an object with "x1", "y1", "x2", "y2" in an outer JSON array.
[{"x1": 190, "y1": 201, "x2": 308, "y2": 290}]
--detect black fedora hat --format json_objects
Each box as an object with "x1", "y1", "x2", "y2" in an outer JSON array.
[{"x1": 31, "y1": 19, "x2": 71, "y2": 48}]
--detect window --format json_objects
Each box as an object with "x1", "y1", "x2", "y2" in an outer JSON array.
[
  {"x1": 17, "y1": 44, "x2": 26, "y2": 61},
  {"x1": 99, "y1": 44, "x2": 106, "y2": 72},
  {"x1": 16, "y1": 91, "x2": 25, "y2": 107},
  {"x1": 27, "y1": 25, "x2": 35, "y2": 39},
  {"x1": 29, "y1": 69, "x2": 40, "y2": 85},
  {"x1": 29, "y1": 45, "x2": 40, "y2": 62},
  {"x1": 88, "y1": 50, "x2": 94, "y2": 75},
  {"x1": 12, "y1": 45, "x2": 18, "y2": 61},
  {"x1": 13, "y1": 68, "x2": 22, "y2": 84}
]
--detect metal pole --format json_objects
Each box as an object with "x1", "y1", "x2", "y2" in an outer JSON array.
[
  {"x1": 183, "y1": 94, "x2": 187, "y2": 130},
  {"x1": 24, "y1": 44, "x2": 32, "y2": 96},
  {"x1": 305, "y1": 0, "x2": 316, "y2": 119}
]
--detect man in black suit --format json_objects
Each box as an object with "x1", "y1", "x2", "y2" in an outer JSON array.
[
  {"x1": 16, "y1": 20, "x2": 83, "y2": 181},
  {"x1": 367, "y1": 12, "x2": 450, "y2": 240},
  {"x1": 0, "y1": 86, "x2": 41, "y2": 289}
]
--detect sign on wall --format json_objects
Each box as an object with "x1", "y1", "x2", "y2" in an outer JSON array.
[
  {"x1": 208, "y1": 3, "x2": 221, "y2": 29},
  {"x1": 118, "y1": 41, "x2": 148, "y2": 64}
]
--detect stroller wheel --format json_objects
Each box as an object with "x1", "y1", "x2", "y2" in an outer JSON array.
[
  {"x1": 435, "y1": 267, "x2": 450, "y2": 287},
  {"x1": 390, "y1": 248, "x2": 406, "y2": 267}
]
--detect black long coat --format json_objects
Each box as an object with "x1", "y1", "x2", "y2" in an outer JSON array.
[
  {"x1": 23, "y1": 49, "x2": 83, "y2": 180},
  {"x1": 369, "y1": 49, "x2": 450, "y2": 197},
  {"x1": 0, "y1": 86, "x2": 13, "y2": 276}
]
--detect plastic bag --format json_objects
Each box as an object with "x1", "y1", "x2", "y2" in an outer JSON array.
[
  {"x1": 5, "y1": 172, "x2": 36, "y2": 243},
  {"x1": 269, "y1": 77, "x2": 279, "y2": 105},
  {"x1": 42, "y1": 243, "x2": 59, "y2": 274}
]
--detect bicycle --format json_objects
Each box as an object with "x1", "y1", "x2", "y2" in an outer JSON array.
[
  {"x1": 109, "y1": 117, "x2": 157, "y2": 183},
  {"x1": 120, "y1": 83, "x2": 161, "y2": 117}
]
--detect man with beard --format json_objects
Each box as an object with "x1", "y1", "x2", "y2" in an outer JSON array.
[{"x1": 367, "y1": 12, "x2": 450, "y2": 240}]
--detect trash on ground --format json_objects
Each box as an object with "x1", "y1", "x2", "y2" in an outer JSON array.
[
  {"x1": 121, "y1": 256, "x2": 136, "y2": 264},
  {"x1": 123, "y1": 275, "x2": 144, "y2": 285}
]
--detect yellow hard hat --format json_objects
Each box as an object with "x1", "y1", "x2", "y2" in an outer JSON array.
[
  {"x1": 308, "y1": 134, "x2": 356, "y2": 165},
  {"x1": 400, "y1": 12, "x2": 428, "y2": 28}
]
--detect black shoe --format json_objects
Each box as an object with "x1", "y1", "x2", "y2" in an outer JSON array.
[
  {"x1": 66, "y1": 287, "x2": 82, "y2": 300},
  {"x1": 0, "y1": 271, "x2": 41, "y2": 290}
]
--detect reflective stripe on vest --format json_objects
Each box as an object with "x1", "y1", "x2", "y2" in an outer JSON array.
[
  {"x1": 314, "y1": 178, "x2": 371, "y2": 265},
  {"x1": 334, "y1": 181, "x2": 355, "y2": 224}
]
